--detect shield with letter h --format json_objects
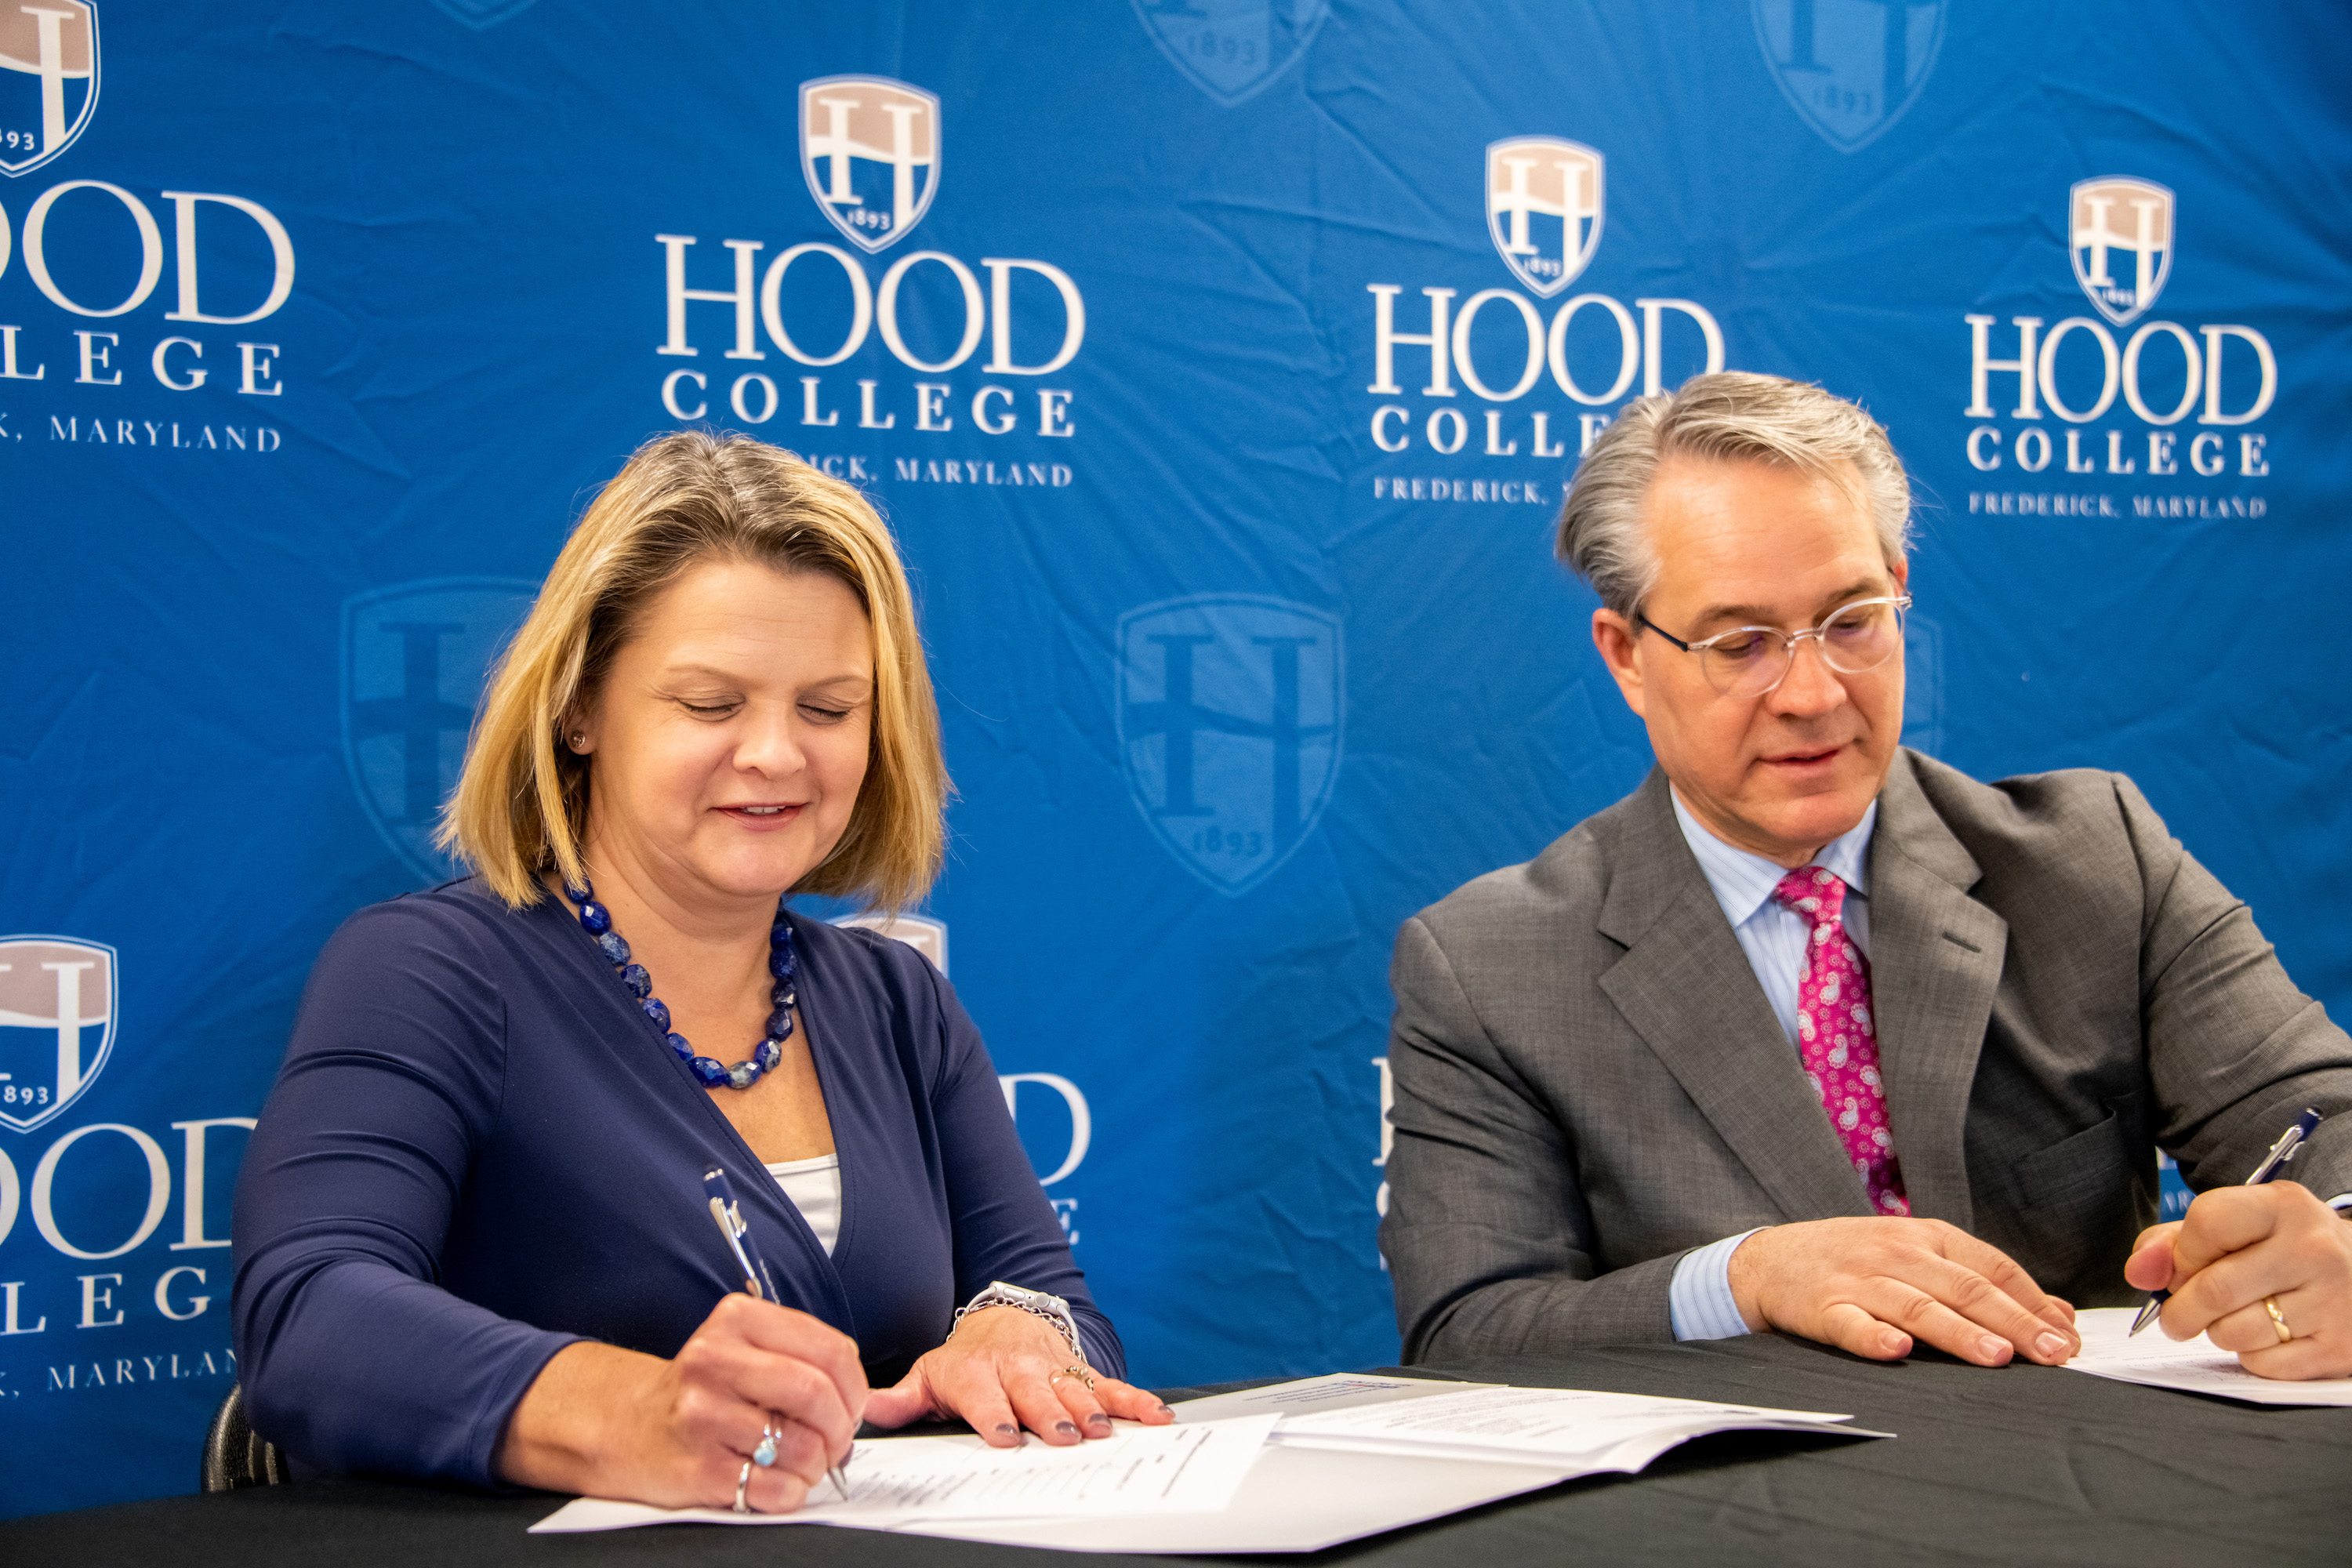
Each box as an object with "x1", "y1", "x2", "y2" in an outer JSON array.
[
  {"x1": 342, "y1": 579, "x2": 538, "y2": 886},
  {"x1": 1117, "y1": 594, "x2": 1344, "y2": 897},
  {"x1": 0, "y1": 0, "x2": 99, "y2": 178},
  {"x1": 0, "y1": 936, "x2": 116, "y2": 1134},
  {"x1": 1751, "y1": 0, "x2": 1947, "y2": 153},
  {"x1": 1486, "y1": 137, "x2": 1603, "y2": 299},
  {"x1": 1131, "y1": 0, "x2": 1332, "y2": 108},
  {"x1": 2070, "y1": 176, "x2": 2173, "y2": 328},
  {"x1": 800, "y1": 74, "x2": 941, "y2": 254}
]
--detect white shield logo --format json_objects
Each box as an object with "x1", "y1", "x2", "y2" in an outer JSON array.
[
  {"x1": 2070, "y1": 176, "x2": 2173, "y2": 327},
  {"x1": 0, "y1": 936, "x2": 116, "y2": 1134},
  {"x1": 1751, "y1": 0, "x2": 1946, "y2": 154},
  {"x1": 1486, "y1": 138, "x2": 1603, "y2": 299},
  {"x1": 1131, "y1": 0, "x2": 1331, "y2": 107},
  {"x1": 0, "y1": 0, "x2": 100, "y2": 178},
  {"x1": 799, "y1": 74, "x2": 940, "y2": 255},
  {"x1": 1117, "y1": 595, "x2": 1343, "y2": 897},
  {"x1": 342, "y1": 579, "x2": 538, "y2": 885}
]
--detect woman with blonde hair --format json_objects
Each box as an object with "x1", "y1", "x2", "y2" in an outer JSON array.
[{"x1": 233, "y1": 431, "x2": 1167, "y2": 1513}]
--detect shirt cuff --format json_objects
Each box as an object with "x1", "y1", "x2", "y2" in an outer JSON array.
[
  {"x1": 2326, "y1": 1192, "x2": 2352, "y2": 1214},
  {"x1": 1669, "y1": 1229, "x2": 1766, "y2": 1342}
]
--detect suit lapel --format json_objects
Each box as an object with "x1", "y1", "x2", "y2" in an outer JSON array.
[
  {"x1": 1864, "y1": 754, "x2": 2008, "y2": 1232},
  {"x1": 1596, "y1": 771, "x2": 1875, "y2": 1222}
]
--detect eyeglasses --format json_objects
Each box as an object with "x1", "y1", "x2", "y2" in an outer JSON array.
[{"x1": 1636, "y1": 594, "x2": 1912, "y2": 699}]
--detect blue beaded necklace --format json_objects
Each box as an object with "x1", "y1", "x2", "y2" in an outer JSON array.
[{"x1": 561, "y1": 877, "x2": 797, "y2": 1091}]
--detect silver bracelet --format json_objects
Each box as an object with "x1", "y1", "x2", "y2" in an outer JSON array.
[{"x1": 949, "y1": 1281, "x2": 1081, "y2": 1357}]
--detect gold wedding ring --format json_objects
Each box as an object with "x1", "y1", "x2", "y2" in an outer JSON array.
[
  {"x1": 1049, "y1": 1363, "x2": 1097, "y2": 1390},
  {"x1": 2263, "y1": 1295, "x2": 2292, "y2": 1345}
]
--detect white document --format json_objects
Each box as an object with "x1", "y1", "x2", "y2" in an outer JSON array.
[
  {"x1": 900, "y1": 1374, "x2": 1882, "y2": 1555},
  {"x1": 1269, "y1": 1384, "x2": 1886, "y2": 1471},
  {"x1": 1169, "y1": 1370, "x2": 1499, "y2": 1421},
  {"x1": 528, "y1": 1374, "x2": 1888, "y2": 1552},
  {"x1": 2063, "y1": 1306, "x2": 2352, "y2": 1406},
  {"x1": 898, "y1": 1439, "x2": 1578, "y2": 1555},
  {"x1": 528, "y1": 1414, "x2": 1277, "y2": 1534}
]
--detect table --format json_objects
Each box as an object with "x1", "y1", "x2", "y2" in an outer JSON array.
[{"x1": 9, "y1": 1335, "x2": 2349, "y2": 1566}]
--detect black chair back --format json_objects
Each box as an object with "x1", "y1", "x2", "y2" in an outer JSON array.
[{"x1": 201, "y1": 1383, "x2": 290, "y2": 1492}]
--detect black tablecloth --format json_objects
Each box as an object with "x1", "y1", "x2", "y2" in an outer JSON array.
[{"x1": 9, "y1": 1335, "x2": 2349, "y2": 1567}]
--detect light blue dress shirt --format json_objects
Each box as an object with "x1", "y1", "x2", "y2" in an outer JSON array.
[{"x1": 1665, "y1": 791, "x2": 1878, "y2": 1341}]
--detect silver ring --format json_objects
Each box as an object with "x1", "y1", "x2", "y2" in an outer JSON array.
[
  {"x1": 753, "y1": 1413, "x2": 779, "y2": 1468},
  {"x1": 734, "y1": 1458, "x2": 754, "y2": 1514}
]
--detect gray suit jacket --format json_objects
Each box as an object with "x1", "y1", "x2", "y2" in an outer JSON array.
[{"x1": 1381, "y1": 750, "x2": 2352, "y2": 1362}]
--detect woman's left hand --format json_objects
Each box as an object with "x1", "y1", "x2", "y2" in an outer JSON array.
[{"x1": 862, "y1": 1305, "x2": 1175, "y2": 1446}]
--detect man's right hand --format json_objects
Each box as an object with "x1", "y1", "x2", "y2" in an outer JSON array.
[{"x1": 1727, "y1": 1218, "x2": 2081, "y2": 1367}]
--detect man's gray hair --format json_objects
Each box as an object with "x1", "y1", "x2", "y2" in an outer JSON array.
[{"x1": 1555, "y1": 371, "x2": 1915, "y2": 617}]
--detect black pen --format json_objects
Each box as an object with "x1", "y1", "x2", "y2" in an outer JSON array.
[
  {"x1": 2129, "y1": 1107, "x2": 2323, "y2": 1336},
  {"x1": 704, "y1": 1167, "x2": 852, "y2": 1499}
]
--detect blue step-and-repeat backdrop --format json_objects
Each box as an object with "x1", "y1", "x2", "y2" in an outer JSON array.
[{"x1": 4, "y1": 0, "x2": 2347, "y2": 1517}]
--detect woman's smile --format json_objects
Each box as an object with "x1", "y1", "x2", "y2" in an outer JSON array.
[{"x1": 716, "y1": 802, "x2": 808, "y2": 829}]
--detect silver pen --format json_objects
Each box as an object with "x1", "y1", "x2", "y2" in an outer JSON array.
[
  {"x1": 704, "y1": 1167, "x2": 854, "y2": 1499},
  {"x1": 2129, "y1": 1108, "x2": 2322, "y2": 1335}
]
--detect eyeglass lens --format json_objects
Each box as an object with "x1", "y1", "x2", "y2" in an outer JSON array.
[{"x1": 1700, "y1": 601, "x2": 1904, "y2": 697}]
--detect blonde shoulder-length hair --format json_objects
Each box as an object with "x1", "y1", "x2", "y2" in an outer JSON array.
[{"x1": 440, "y1": 430, "x2": 948, "y2": 912}]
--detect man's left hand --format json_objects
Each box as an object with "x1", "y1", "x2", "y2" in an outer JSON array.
[{"x1": 2125, "y1": 1182, "x2": 2352, "y2": 1379}]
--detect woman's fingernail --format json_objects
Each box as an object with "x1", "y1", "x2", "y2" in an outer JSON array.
[
  {"x1": 2034, "y1": 1331, "x2": 2069, "y2": 1362},
  {"x1": 1054, "y1": 1421, "x2": 1079, "y2": 1436},
  {"x1": 1979, "y1": 1336, "x2": 2007, "y2": 1362},
  {"x1": 1086, "y1": 1413, "x2": 1111, "y2": 1430},
  {"x1": 994, "y1": 1423, "x2": 1016, "y2": 1436},
  {"x1": 1154, "y1": 1403, "x2": 1173, "y2": 1416}
]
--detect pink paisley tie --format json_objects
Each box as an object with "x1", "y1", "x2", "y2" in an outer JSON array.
[{"x1": 1772, "y1": 866, "x2": 1910, "y2": 1217}]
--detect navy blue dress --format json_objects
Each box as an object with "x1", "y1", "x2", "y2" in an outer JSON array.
[{"x1": 231, "y1": 880, "x2": 1118, "y2": 1487}]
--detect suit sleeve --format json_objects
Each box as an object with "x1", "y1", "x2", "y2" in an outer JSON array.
[
  {"x1": 1381, "y1": 915, "x2": 1683, "y2": 1363},
  {"x1": 923, "y1": 965, "x2": 1125, "y2": 1379},
  {"x1": 2124, "y1": 776, "x2": 2352, "y2": 1200}
]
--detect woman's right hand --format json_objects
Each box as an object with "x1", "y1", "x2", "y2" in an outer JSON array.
[{"x1": 495, "y1": 1293, "x2": 867, "y2": 1512}]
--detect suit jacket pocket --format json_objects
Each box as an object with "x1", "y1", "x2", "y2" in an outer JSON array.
[
  {"x1": 1977, "y1": 1096, "x2": 2147, "y2": 1304},
  {"x1": 2014, "y1": 1106, "x2": 2131, "y2": 1215}
]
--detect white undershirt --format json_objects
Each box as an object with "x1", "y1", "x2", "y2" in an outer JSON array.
[{"x1": 765, "y1": 1152, "x2": 842, "y2": 1255}]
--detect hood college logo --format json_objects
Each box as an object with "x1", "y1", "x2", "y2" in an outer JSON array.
[
  {"x1": 800, "y1": 74, "x2": 939, "y2": 254},
  {"x1": 2070, "y1": 176, "x2": 2173, "y2": 326},
  {"x1": 0, "y1": 0, "x2": 98, "y2": 177},
  {"x1": 1486, "y1": 137, "x2": 1602, "y2": 298},
  {"x1": 1131, "y1": 0, "x2": 1330, "y2": 107},
  {"x1": 0, "y1": 936, "x2": 115, "y2": 1134},
  {"x1": 343, "y1": 579, "x2": 538, "y2": 885},
  {"x1": 1751, "y1": 0, "x2": 1945, "y2": 153},
  {"x1": 1117, "y1": 594, "x2": 1343, "y2": 897}
]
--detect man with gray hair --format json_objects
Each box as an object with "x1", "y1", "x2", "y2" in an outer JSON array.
[{"x1": 1381, "y1": 371, "x2": 2352, "y2": 1378}]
